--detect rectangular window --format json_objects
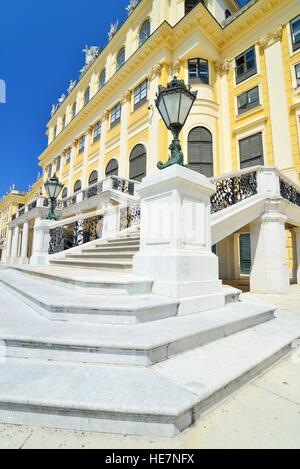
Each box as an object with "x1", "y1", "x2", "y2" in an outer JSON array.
[
  {"x1": 110, "y1": 103, "x2": 121, "y2": 128},
  {"x1": 291, "y1": 16, "x2": 300, "y2": 52},
  {"x1": 56, "y1": 156, "x2": 61, "y2": 171},
  {"x1": 295, "y1": 63, "x2": 300, "y2": 87},
  {"x1": 78, "y1": 135, "x2": 85, "y2": 154},
  {"x1": 188, "y1": 59, "x2": 209, "y2": 84},
  {"x1": 235, "y1": 47, "x2": 257, "y2": 84},
  {"x1": 239, "y1": 132, "x2": 264, "y2": 169},
  {"x1": 93, "y1": 121, "x2": 101, "y2": 142},
  {"x1": 237, "y1": 86, "x2": 260, "y2": 114},
  {"x1": 65, "y1": 148, "x2": 71, "y2": 164},
  {"x1": 134, "y1": 80, "x2": 148, "y2": 109}
]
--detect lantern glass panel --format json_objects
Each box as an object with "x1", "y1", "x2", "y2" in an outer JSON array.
[
  {"x1": 163, "y1": 92, "x2": 181, "y2": 125},
  {"x1": 178, "y1": 92, "x2": 194, "y2": 126}
]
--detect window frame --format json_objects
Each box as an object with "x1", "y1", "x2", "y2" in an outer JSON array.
[
  {"x1": 116, "y1": 47, "x2": 126, "y2": 72},
  {"x1": 93, "y1": 121, "x2": 101, "y2": 143},
  {"x1": 295, "y1": 63, "x2": 300, "y2": 88},
  {"x1": 238, "y1": 131, "x2": 264, "y2": 170},
  {"x1": 84, "y1": 87, "x2": 90, "y2": 106},
  {"x1": 78, "y1": 135, "x2": 86, "y2": 154},
  {"x1": 139, "y1": 19, "x2": 151, "y2": 47},
  {"x1": 65, "y1": 147, "x2": 71, "y2": 165},
  {"x1": 188, "y1": 58, "x2": 209, "y2": 85},
  {"x1": 99, "y1": 69, "x2": 106, "y2": 90},
  {"x1": 134, "y1": 79, "x2": 148, "y2": 110},
  {"x1": 110, "y1": 103, "x2": 121, "y2": 128},
  {"x1": 72, "y1": 102, "x2": 77, "y2": 119},
  {"x1": 56, "y1": 156, "x2": 61, "y2": 172},
  {"x1": 88, "y1": 170, "x2": 98, "y2": 187},
  {"x1": 235, "y1": 46, "x2": 257, "y2": 85},
  {"x1": 237, "y1": 86, "x2": 260, "y2": 115},
  {"x1": 73, "y1": 180, "x2": 82, "y2": 194},
  {"x1": 290, "y1": 15, "x2": 300, "y2": 53}
]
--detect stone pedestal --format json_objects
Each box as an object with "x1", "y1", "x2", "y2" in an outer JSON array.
[
  {"x1": 133, "y1": 165, "x2": 225, "y2": 315},
  {"x1": 250, "y1": 201, "x2": 289, "y2": 294},
  {"x1": 30, "y1": 220, "x2": 54, "y2": 266}
]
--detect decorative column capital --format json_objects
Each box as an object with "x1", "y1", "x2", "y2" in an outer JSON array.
[
  {"x1": 101, "y1": 110, "x2": 110, "y2": 122},
  {"x1": 258, "y1": 24, "x2": 284, "y2": 51},
  {"x1": 148, "y1": 63, "x2": 162, "y2": 81},
  {"x1": 121, "y1": 90, "x2": 132, "y2": 104},
  {"x1": 87, "y1": 125, "x2": 94, "y2": 134},
  {"x1": 214, "y1": 59, "x2": 233, "y2": 76},
  {"x1": 171, "y1": 60, "x2": 181, "y2": 76}
]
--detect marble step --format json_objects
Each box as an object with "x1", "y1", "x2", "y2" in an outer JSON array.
[
  {"x1": 0, "y1": 270, "x2": 178, "y2": 325},
  {"x1": 82, "y1": 245, "x2": 139, "y2": 254},
  {"x1": 0, "y1": 311, "x2": 299, "y2": 437},
  {"x1": 8, "y1": 266, "x2": 153, "y2": 295},
  {"x1": 65, "y1": 252, "x2": 136, "y2": 260},
  {"x1": 49, "y1": 258, "x2": 133, "y2": 271},
  {"x1": 95, "y1": 240, "x2": 140, "y2": 248},
  {"x1": 0, "y1": 282, "x2": 275, "y2": 366}
]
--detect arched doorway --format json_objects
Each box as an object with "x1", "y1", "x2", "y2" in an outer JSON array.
[
  {"x1": 187, "y1": 126, "x2": 214, "y2": 177},
  {"x1": 129, "y1": 144, "x2": 147, "y2": 182},
  {"x1": 105, "y1": 159, "x2": 119, "y2": 177}
]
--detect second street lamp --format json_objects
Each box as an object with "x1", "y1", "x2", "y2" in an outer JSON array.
[
  {"x1": 44, "y1": 173, "x2": 64, "y2": 221},
  {"x1": 155, "y1": 76, "x2": 198, "y2": 170}
]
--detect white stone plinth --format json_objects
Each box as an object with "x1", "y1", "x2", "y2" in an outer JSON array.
[
  {"x1": 250, "y1": 202, "x2": 289, "y2": 294},
  {"x1": 133, "y1": 165, "x2": 224, "y2": 315},
  {"x1": 30, "y1": 220, "x2": 54, "y2": 266}
]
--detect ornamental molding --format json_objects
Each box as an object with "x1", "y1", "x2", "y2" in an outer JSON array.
[
  {"x1": 121, "y1": 90, "x2": 132, "y2": 104},
  {"x1": 148, "y1": 63, "x2": 162, "y2": 81},
  {"x1": 101, "y1": 110, "x2": 110, "y2": 122},
  {"x1": 172, "y1": 60, "x2": 181, "y2": 76},
  {"x1": 258, "y1": 24, "x2": 284, "y2": 51},
  {"x1": 214, "y1": 59, "x2": 234, "y2": 75}
]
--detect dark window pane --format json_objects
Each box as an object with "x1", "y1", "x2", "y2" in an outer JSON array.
[{"x1": 188, "y1": 126, "x2": 213, "y2": 177}]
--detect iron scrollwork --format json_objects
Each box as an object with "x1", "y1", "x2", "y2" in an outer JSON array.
[
  {"x1": 49, "y1": 215, "x2": 103, "y2": 254},
  {"x1": 210, "y1": 171, "x2": 258, "y2": 214},
  {"x1": 112, "y1": 177, "x2": 135, "y2": 196},
  {"x1": 120, "y1": 205, "x2": 141, "y2": 231},
  {"x1": 280, "y1": 179, "x2": 300, "y2": 207}
]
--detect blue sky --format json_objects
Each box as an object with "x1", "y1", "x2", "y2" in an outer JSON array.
[{"x1": 0, "y1": 0, "x2": 250, "y2": 196}]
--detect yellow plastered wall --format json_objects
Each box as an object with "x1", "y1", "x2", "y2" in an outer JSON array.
[
  {"x1": 281, "y1": 25, "x2": 300, "y2": 179},
  {"x1": 286, "y1": 228, "x2": 294, "y2": 276}
]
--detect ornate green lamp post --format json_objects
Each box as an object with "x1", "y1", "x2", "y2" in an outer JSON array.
[
  {"x1": 155, "y1": 76, "x2": 198, "y2": 170},
  {"x1": 44, "y1": 174, "x2": 64, "y2": 221}
]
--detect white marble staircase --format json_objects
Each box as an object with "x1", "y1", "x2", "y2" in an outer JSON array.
[
  {"x1": 0, "y1": 252, "x2": 299, "y2": 437},
  {"x1": 49, "y1": 233, "x2": 140, "y2": 272}
]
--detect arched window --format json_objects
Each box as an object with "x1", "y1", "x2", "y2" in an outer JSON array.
[
  {"x1": 129, "y1": 144, "x2": 147, "y2": 182},
  {"x1": 84, "y1": 87, "x2": 90, "y2": 106},
  {"x1": 185, "y1": 0, "x2": 202, "y2": 15},
  {"x1": 188, "y1": 127, "x2": 214, "y2": 177},
  {"x1": 62, "y1": 187, "x2": 68, "y2": 199},
  {"x1": 116, "y1": 47, "x2": 125, "y2": 71},
  {"x1": 72, "y1": 102, "x2": 77, "y2": 118},
  {"x1": 139, "y1": 19, "x2": 150, "y2": 46},
  {"x1": 105, "y1": 159, "x2": 119, "y2": 177},
  {"x1": 88, "y1": 170, "x2": 98, "y2": 186},
  {"x1": 99, "y1": 69, "x2": 106, "y2": 90},
  {"x1": 74, "y1": 180, "x2": 82, "y2": 193}
]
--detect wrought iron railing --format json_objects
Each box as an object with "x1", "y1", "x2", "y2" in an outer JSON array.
[
  {"x1": 120, "y1": 205, "x2": 141, "y2": 231},
  {"x1": 280, "y1": 178, "x2": 300, "y2": 208},
  {"x1": 210, "y1": 170, "x2": 258, "y2": 214},
  {"x1": 49, "y1": 215, "x2": 103, "y2": 255}
]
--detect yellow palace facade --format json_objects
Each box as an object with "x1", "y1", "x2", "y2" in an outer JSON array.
[{"x1": 2, "y1": 0, "x2": 300, "y2": 283}]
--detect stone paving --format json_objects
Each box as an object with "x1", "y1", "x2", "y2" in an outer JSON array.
[{"x1": 0, "y1": 286, "x2": 299, "y2": 449}]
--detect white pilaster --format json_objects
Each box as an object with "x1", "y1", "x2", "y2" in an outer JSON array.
[
  {"x1": 215, "y1": 64, "x2": 232, "y2": 173},
  {"x1": 264, "y1": 39, "x2": 293, "y2": 173},
  {"x1": 67, "y1": 141, "x2": 76, "y2": 194},
  {"x1": 5, "y1": 228, "x2": 13, "y2": 264},
  {"x1": 98, "y1": 113, "x2": 108, "y2": 179},
  {"x1": 148, "y1": 65, "x2": 162, "y2": 175},
  {"x1": 119, "y1": 92, "x2": 131, "y2": 178},
  {"x1": 133, "y1": 165, "x2": 225, "y2": 315},
  {"x1": 250, "y1": 201, "x2": 289, "y2": 294},
  {"x1": 82, "y1": 127, "x2": 92, "y2": 188},
  {"x1": 20, "y1": 221, "x2": 29, "y2": 264},
  {"x1": 10, "y1": 225, "x2": 20, "y2": 265}
]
